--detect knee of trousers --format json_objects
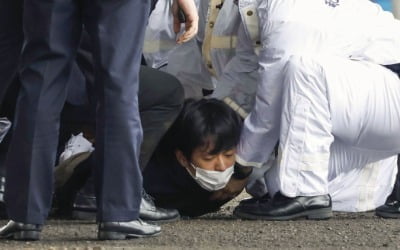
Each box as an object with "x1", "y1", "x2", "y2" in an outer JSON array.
[
  {"x1": 160, "y1": 74, "x2": 185, "y2": 108},
  {"x1": 282, "y1": 55, "x2": 327, "y2": 92},
  {"x1": 170, "y1": 76, "x2": 185, "y2": 106}
]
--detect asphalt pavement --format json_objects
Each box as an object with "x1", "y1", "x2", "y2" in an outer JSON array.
[{"x1": 0, "y1": 193, "x2": 399, "y2": 249}]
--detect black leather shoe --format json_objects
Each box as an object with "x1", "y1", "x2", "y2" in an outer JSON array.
[
  {"x1": 140, "y1": 191, "x2": 180, "y2": 223},
  {"x1": 236, "y1": 193, "x2": 271, "y2": 209},
  {"x1": 234, "y1": 192, "x2": 332, "y2": 220},
  {"x1": 376, "y1": 200, "x2": 400, "y2": 218},
  {"x1": 0, "y1": 220, "x2": 42, "y2": 241},
  {"x1": 70, "y1": 190, "x2": 181, "y2": 223},
  {"x1": 71, "y1": 191, "x2": 97, "y2": 220},
  {"x1": 98, "y1": 219, "x2": 161, "y2": 240}
]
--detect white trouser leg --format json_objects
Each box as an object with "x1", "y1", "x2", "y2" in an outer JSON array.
[
  {"x1": 328, "y1": 142, "x2": 397, "y2": 212},
  {"x1": 264, "y1": 140, "x2": 398, "y2": 212},
  {"x1": 245, "y1": 154, "x2": 276, "y2": 198},
  {"x1": 278, "y1": 55, "x2": 400, "y2": 197}
]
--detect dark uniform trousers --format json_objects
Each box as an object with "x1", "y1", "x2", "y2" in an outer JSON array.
[
  {"x1": 5, "y1": 0, "x2": 150, "y2": 224},
  {"x1": 60, "y1": 31, "x2": 184, "y2": 170},
  {"x1": 0, "y1": 0, "x2": 23, "y2": 107}
]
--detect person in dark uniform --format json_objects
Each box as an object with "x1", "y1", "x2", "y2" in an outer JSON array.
[
  {"x1": 0, "y1": 0, "x2": 23, "y2": 106},
  {"x1": 0, "y1": 0, "x2": 199, "y2": 241},
  {"x1": 53, "y1": 64, "x2": 186, "y2": 223},
  {"x1": 0, "y1": 0, "x2": 22, "y2": 152},
  {"x1": 0, "y1": 35, "x2": 186, "y2": 223}
]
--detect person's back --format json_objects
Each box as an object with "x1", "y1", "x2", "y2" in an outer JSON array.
[
  {"x1": 237, "y1": 0, "x2": 400, "y2": 170},
  {"x1": 234, "y1": 0, "x2": 400, "y2": 220},
  {"x1": 264, "y1": 0, "x2": 400, "y2": 64}
]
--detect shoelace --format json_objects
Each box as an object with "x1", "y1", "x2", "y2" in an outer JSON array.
[
  {"x1": 387, "y1": 200, "x2": 400, "y2": 206},
  {"x1": 142, "y1": 190, "x2": 156, "y2": 207}
]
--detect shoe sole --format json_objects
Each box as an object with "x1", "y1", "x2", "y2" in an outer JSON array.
[
  {"x1": 233, "y1": 207, "x2": 333, "y2": 221},
  {"x1": 54, "y1": 151, "x2": 93, "y2": 188},
  {"x1": 0, "y1": 231, "x2": 40, "y2": 241},
  {"x1": 97, "y1": 230, "x2": 161, "y2": 240},
  {"x1": 73, "y1": 211, "x2": 181, "y2": 223},
  {"x1": 143, "y1": 214, "x2": 181, "y2": 224},
  {"x1": 375, "y1": 210, "x2": 400, "y2": 219}
]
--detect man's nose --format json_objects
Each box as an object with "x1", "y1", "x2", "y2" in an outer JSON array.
[{"x1": 215, "y1": 155, "x2": 228, "y2": 171}]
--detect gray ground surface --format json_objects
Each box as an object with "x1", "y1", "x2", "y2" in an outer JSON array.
[{"x1": 0, "y1": 193, "x2": 399, "y2": 249}]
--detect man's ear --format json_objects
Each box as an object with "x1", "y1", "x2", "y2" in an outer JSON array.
[{"x1": 175, "y1": 149, "x2": 189, "y2": 168}]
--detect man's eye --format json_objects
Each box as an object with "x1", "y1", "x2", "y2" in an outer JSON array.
[
  {"x1": 203, "y1": 156, "x2": 215, "y2": 161},
  {"x1": 204, "y1": 157, "x2": 214, "y2": 161}
]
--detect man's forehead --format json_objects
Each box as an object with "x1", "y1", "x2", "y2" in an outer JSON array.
[{"x1": 197, "y1": 140, "x2": 216, "y2": 154}]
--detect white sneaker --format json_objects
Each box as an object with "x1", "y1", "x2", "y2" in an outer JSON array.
[
  {"x1": 59, "y1": 133, "x2": 94, "y2": 164},
  {"x1": 55, "y1": 133, "x2": 94, "y2": 188},
  {"x1": 0, "y1": 117, "x2": 11, "y2": 144}
]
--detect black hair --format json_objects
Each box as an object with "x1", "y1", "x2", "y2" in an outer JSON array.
[{"x1": 164, "y1": 98, "x2": 243, "y2": 160}]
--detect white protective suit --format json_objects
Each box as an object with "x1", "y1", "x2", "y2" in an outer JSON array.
[
  {"x1": 237, "y1": 0, "x2": 400, "y2": 212},
  {"x1": 210, "y1": 1, "x2": 261, "y2": 118}
]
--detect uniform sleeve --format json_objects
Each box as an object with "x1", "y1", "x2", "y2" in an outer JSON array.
[
  {"x1": 211, "y1": 22, "x2": 259, "y2": 117},
  {"x1": 235, "y1": 0, "x2": 282, "y2": 168},
  {"x1": 236, "y1": 0, "x2": 324, "y2": 167}
]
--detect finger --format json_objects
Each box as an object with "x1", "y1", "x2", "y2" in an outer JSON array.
[
  {"x1": 174, "y1": 17, "x2": 181, "y2": 34},
  {"x1": 176, "y1": 32, "x2": 189, "y2": 44},
  {"x1": 177, "y1": 22, "x2": 197, "y2": 43},
  {"x1": 177, "y1": 24, "x2": 193, "y2": 42},
  {"x1": 176, "y1": 1, "x2": 198, "y2": 42},
  {"x1": 184, "y1": 23, "x2": 197, "y2": 39}
]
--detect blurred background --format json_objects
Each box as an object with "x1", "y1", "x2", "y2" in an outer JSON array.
[{"x1": 373, "y1": 0, "x2": 400, "y2": 18}]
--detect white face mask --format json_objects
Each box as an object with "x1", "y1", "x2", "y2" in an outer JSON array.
[{"x1": 187, "y1": 162, "x2": 234, "y2": 191}]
